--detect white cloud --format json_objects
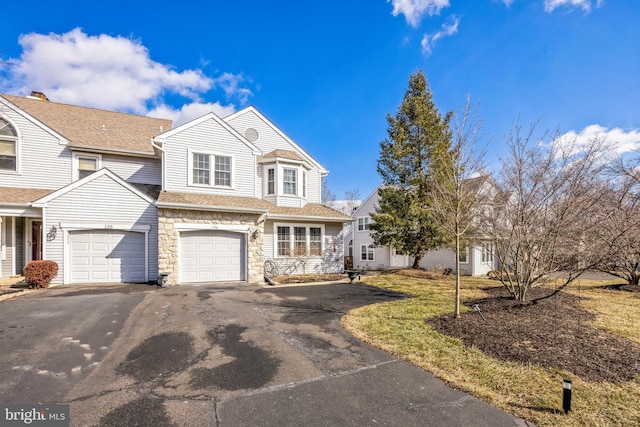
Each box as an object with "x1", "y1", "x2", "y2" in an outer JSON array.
[
  {"x1": 543, "y1": 0, "x2": 601, "y2": 13},
  {"x1": 0, "y1": 28, "x2": 252, "y2": 123},
  {"x1": 388, "y1": 0, "x2": 450, "y2": 27},
  {"x1": 421, "y1": 15, "x2": 460, "y2": 55},
  {"x1": 147, "y1": 102, "x2": 237, "y2": 126},
  {"x1": 555, "y1": 124, "x2": 640, "y2": 156}
]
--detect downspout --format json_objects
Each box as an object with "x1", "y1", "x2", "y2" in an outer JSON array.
[{"x1": 150, "y1": 138, "x2": 166, "y2": 192}]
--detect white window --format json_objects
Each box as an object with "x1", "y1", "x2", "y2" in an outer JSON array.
[
  {"x1": 0, "y1": 118, "x2": 18, "y2": 173},
  {"x1": 481, "y1": 243, "x2": 494, "y2": 264},
  {"x1": 358, "y1": 217, "x2": 372, "y2": 231},
  {"x1": 192, "y1": 153, "x2": 210, "y2": 185},
  {"x1": 267, "y1": 168, "x2": 275, "y2": 195},
  {"x1": 309, "y1": 227, "x2": 322, "y2": 256},
  {"x1": 283, "y1": 168, "x2": 297, "y2": 195},
  {"x1": 459, "y1": 246, "x2": 469, "y2": 264},
  {"x1": 73, "y1": 153, "x2": 101, "y2": 180},
  {"x1": 214, "y1": 156, "x2": 231, "y2": 186},
  {"x1": 277, "y1": 226, "x2": 291, "y2": 256},
  {"x1": 361, "y1": 244, "x2": 374, "y2": 261},
  {"x1": 190, "y1": 151, "x2": 232, "y2": 188},
  {"x1": 302, "y1": 171, "x2": 307, "y2": 198},
  {"x1": 275, "y1": 224, "x2": 324, "y2": 257}
]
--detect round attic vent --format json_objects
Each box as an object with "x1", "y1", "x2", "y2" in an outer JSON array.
[{"x1": 244, "y1": 127, "x2": 259, "y2": 143}]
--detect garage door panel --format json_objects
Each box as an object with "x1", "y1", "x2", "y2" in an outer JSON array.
[
  {"x1": 70, "y1": 230, "x2": 146, "y2": 283},
  {"x1": 180, "y1": 230, "x2": 245, "y2": 283}
]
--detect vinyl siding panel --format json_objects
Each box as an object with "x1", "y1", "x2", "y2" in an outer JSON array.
[
  {"x1": 0, "y1": 108, "x2": 73, "y2": 189},
  {"x1": 102, "y1": 155, "x2": 161, "y2": 185},
  {"x1": 44, "y1": 174, "x2": 157, "y2": 284},
  {"x1": 163, "y1": 118, "x2": 256, "y2": 197}
]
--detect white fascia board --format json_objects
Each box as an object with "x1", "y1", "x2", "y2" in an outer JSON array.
[
  {"x1": 266, "y1": 213, "x2": 351, "y2": 223},
  {"x1": 224, "y1": 106, "x2": 328, "y2": 174},
  {"x1": 174, "y1": 223, "x2": 251, "y2": 233},
  {"x1": 153, "y1": 111, "x2": 261, "y2": 154},
  {"x1": 0, "y1": 95, "x2": 69, "y2": 145},
  {"x1": 32, "y1": 168, "x2": 156, "y2": 206}
]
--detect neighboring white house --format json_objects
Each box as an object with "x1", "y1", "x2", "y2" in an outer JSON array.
[
  {"x1": 346, "y1": 178, "x2": 498, "y2": 276},
  {"x1": 0, "y1": 93, "x2": 350, "y2": 285}
]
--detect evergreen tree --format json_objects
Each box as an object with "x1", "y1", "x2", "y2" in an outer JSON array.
[{"x1": 371, "y1": 70, "x2": 452, "y2": 268}]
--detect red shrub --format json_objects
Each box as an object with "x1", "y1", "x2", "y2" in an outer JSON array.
[{"x1": 24, "y1": 260, "x2": 59, "y2": 289}]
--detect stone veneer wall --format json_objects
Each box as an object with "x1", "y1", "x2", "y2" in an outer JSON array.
[{"x1": 158, "y1": 208, "x2": 265, "y2": 285}]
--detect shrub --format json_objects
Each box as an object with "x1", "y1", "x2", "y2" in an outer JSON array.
[{"x1": 24, "y1": 260, "x2": 59, "y2": 289}]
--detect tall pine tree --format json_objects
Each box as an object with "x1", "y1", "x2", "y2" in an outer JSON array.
[{"x1": 371, "y1": 70, "x2": 452, "y2": 268}]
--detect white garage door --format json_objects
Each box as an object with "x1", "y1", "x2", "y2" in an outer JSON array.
[
  {"x1": 180, "y1": 230, "x2": 245, "y2": 283},
  {"x1": 70, "y1": 230, "x2": 146, "y2": 283}
]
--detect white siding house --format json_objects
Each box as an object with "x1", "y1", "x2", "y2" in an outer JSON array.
[
  {"x1": 154, "y1": 106, "x2": 349, "y2": 285},
  {"x1": 348, "y1": 181, "x2": 498, "y2": 276}
]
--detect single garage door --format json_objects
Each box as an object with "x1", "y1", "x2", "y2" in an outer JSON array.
[
  {"x1": 69, "y1": 230, "x2": 146, "y2": 283},
  {"x1": 180, "y1": 230, "x2": 245, "y2": 282}
]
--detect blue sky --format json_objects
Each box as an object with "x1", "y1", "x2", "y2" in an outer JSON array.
[{"x1": 1, "y1": 0, "x2": 638, "y2": 198}]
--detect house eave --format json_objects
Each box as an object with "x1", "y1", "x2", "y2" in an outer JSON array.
[{"x1": 156, "y1": 201, "x2": 267, "y2": 214}]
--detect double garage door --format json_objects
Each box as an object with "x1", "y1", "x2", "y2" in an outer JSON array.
[
  {"x1": 180, "y1": 230, "x2": 245, "y2": 282},
  {"x1": 69, "y1": 230, "x2": 146, "y2": 283}
]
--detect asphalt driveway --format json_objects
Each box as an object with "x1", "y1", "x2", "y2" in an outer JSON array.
[{"x1": 0, "y1": 281, "x2": 530, "y2": 426}]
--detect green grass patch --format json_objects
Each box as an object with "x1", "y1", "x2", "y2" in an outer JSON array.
[{"x1": 341, "y1": 273, "x2": 640, "y2": 426}]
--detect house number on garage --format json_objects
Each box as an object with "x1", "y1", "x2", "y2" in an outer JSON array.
[{"x1": 104, "y1": 224, "x2": 113, "y2": 229}]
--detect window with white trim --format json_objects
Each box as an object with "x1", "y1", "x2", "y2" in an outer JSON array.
[
  {"x1": 73, "y1": 153, "x2": 101, "y2": 180},
  {"x1": 358, "y1": 217, "x2": 372, "y2": 231},
  {"x1": 277, "y1": 226, "x2": 291, "y2": 256},
  {"x1": 481, "y1": 243, "x2": 494, "y2": 264},
  {"x1": 283, "y1": 168, "x2": 297, "y2": 195},
  {"x1": 361, "y1": 244, "x2": 374, "y2": 261},
  {"x1": 275, "y1": 224, "x2": 324, "y2": 257},
  {"x1": 309, "y1": 227, "x2": 322, "y2": 256},
  {"x1": 267, "y1": 168, "x2": 275, "y2": 195},
  {"x1": 0, "y1": 118, "x2": 18, "y2": 172},
  {"x1": 190, "y1": 152, "x2": 232, "y2": 188},
  {"x1": 459, "y1": 246, "x2": 469, "y2": 264}
]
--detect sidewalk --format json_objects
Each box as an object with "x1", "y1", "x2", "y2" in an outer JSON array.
[{"x1": 0, "y1": 276, "x2": 35, "y2": 301}]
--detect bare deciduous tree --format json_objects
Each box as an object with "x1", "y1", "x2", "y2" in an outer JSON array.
[
  {"x1": 483, "y1": 121, "x2": 609, "y2": 301},
  {"x1": 594, "y1": 161, "x2": 640, "y2": 285},
  {"x1": 431, "y1": 97, "x2": 487, "y2": 317}
]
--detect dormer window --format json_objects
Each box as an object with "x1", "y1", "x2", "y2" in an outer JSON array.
[
  {"x1": 0, "y1": 118, "x2": 18, "y2": 172},
  {"x1": 189, "y1": 150, "x2": 233, "y2": 188}
]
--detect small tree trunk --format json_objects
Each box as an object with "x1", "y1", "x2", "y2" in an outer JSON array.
[
  {"x1": 412, "y1": 255, "x2": 422, "y2": 269},
  {"x1": 631, "y1": 273, "x2": 640, "y2": 286},
  {"x1": 454, "y1": 235, "x2": 461, "y2": 318}
]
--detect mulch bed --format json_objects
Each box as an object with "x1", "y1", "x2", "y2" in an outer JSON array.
[{"x1": 428, "y1": 286, "x2": 640, "y2": 382}]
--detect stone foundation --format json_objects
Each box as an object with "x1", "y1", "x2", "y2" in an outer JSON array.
[{"x1": 158, "y1": 208, "x2": 265, "y2": 285}]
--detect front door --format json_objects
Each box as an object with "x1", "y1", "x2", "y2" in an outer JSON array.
[{"x1": 31, "y1": 221, "x2": 42, "y2": 261}]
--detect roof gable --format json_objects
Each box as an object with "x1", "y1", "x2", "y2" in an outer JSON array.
[
  {"x1": 33, "y1": 168, "x2": 155, "y2": 206},
  {"x1": 154, "y1": 111, "x2": 260, "y2": 154},
  {"x1": 224, "y1": 106, "x2": 328, "y2": 174}
]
